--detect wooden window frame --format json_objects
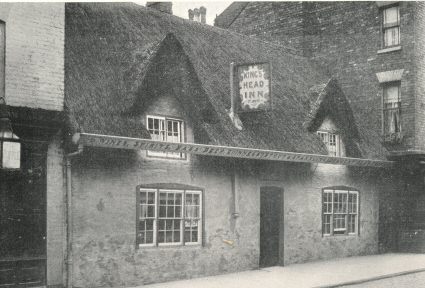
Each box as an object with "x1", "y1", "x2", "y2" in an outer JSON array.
[
  {"x1": 317, "y1": 131, "x2": 341, "y2": 157},
  {"x1": 136, "y1": 186, "x2": 204, "y2": 248},
  {"x1": 322, "y1": 187, "x2": 360, "y2": 237},
  {"x1": 382, "y1": 4, "x2": 400, "y2": 48},
  {"x1": 146, "y1": 115, "x2": 186, "y2": 160}
]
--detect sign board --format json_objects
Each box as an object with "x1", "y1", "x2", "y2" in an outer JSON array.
[
  {"x1": 78, "y1": 133, "x2": 394, "y2": 168},
  {"x1": 237, "y1": 62, "x2": 271, "y2": 112}
]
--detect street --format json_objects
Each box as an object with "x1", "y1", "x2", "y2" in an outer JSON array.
[{"x1": 341, "y1": 271, "x2": 425, "y2": 287}]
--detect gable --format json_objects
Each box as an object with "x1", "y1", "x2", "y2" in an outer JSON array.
[
  {"x1": 306, "y1": 79, "x2": 361, "y2": 158},
  {"x1": 131, "y1": 33, "x2": 217, "y2": 144}
]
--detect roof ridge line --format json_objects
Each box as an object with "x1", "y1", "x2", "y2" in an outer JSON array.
[{"x1": 141, "y1": 3, "x2": 303, "y2": 57}]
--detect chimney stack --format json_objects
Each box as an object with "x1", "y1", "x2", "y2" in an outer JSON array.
[
  {"x1": 188, "y1": 6, "x2": 207, "y2": 24},
  {"x1": 200, "y1": 6, "x2": 206, "y2": 24},
  {"x1": 146, "y1": 2, "x2": 173, "y2": 15}
]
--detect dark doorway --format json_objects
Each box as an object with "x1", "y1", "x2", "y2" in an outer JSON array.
[
  {"x1": 260, "y1": 186, "x2": 283, "y2": 268},
  {"x1": 0, "y1": 142, "x2": 47, "y2": 287}
]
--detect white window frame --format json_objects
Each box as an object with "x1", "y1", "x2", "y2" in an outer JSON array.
[
  {"x1": 317, "y1": 131, "x2": 341, "y2": 157},
  {"x1": 322, "y1": 188, "x2": 359, "y2": 236},
  {"x1": 137, "y1": 188, "x2": 203, "y2": 247},
  {"x1": 382, "y1": 5, "x2": 400, "y2": 48},
  {"x1": 146, "y1": 115, "x2": 185, "y2": 159}
]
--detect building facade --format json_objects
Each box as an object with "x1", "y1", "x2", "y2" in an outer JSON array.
[
  {"x1": 216, "y1": 0, "x2": 425, "y2": 253},
  {"x1": 0, "y1": 2, "x2": 420, "y2": 288},
  {"x1": 0, "y1": 3, "x2": 65, "y2": 287}
]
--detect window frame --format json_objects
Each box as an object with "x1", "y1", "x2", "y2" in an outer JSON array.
[
  {"x1": 146, "y1": 115, "x2": 186, "y2": 160},
  {"x1": 322, "y1": 187, "x2": 360, "y2": 237},
  {"x1": 0, "y1": 20, "x2": 5, "y2": 101},
  {"x1": 382, "y1": 4, "x2": 400, "y2": 48},
  {"x1": 136, "y1": 186, "x2": 204, "y2": 248},
  {"x1": 382, "y1": 81, "x2": 401, "y2": 139},
  {"x1": 317, "y1": 130, "x2": 342, "y2": 157}
]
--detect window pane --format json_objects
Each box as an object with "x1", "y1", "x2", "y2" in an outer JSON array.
[
  {"x1": 384, "y1": 6, "x2": 399, "y2": 25},
  {"x1": 138, "y1": 219, "x2": 154, "y2": 244},
  {"x1": 348, "y1": 215, "x2": 357, "y2": 234},
  {"x1": 140, "y1": 192, "x2": 147, "y2": 204},
  {"x1": 185, "y1": 220, "x2": 199, "y2": 243},
  {"x1": 384, "y1": 27, "x2": 400, "y2": 47},
  {"x1": 148, "y1": 192, "x2": 155, "y2": 204},
  {"x1": 333, "y1": 215, "x2": 346, "y2": 231},
  {"x1": 192, "y1": 194, "x2": 200, "y2": 205},
  {"x1": 147, "y1": 205, "x2": 154, "y2": 217},
  {"x1": 384, "y1": 84, "x2": 399, "y2": 103}
]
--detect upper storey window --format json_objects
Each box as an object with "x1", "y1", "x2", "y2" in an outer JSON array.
[
  {"x1": 317, "y1": 131, "x2": 341, "y2": 157},
  {"x1": 383, "y1": 82, "x2": 401, "y2": 138},
  {"x1": 146, "y1": 115, "x2": 185, "y2": 159},
  {"x1": 383, "y1": 5, "x2": 400, "y2": 48},
  {"x1": 316, "y1": 118, "x2": 344, "y2": 157}
]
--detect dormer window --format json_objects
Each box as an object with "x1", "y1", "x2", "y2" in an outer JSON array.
[
  {"x1": 317, "y1": 131, "x2": 341, "y2": 157},
  {"x1": 146, "y1": 115, "x2": 185, "y2": 159}
]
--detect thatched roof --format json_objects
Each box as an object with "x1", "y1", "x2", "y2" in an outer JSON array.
[{"x1": 64, "y1": 2, "x2": 387, "y2": 159}]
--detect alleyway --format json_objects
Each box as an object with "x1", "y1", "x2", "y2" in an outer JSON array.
[{"x1": 141, "y1": 254, "x2": 425, "y2": 288}]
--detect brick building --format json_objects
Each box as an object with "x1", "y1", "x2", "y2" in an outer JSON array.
[
  {"x1": 0, "y1": 3, "x2": 64, "y2": 287},
  {"x1": 216, "y1": 1, "x2": 425, "y2": 253},
  {"x1": 0, "y1": 2, "x2": 420, "y2": 288}
]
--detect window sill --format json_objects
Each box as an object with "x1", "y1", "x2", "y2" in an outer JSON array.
[
  {"x1": 323, "y1": 234, "x2": 358, "y2": 238},
  {"x1": 377, "y1": 45, "x2": 401, "y2": 54},
  {"x1": 137, "y1": 243, "x2": 203, "y2": 250}
]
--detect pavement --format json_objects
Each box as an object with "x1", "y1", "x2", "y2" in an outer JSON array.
[
  {"x1": 140, "y1": 253, "x2": 425, "y2": 288},
  {"x1": 340, "y1": 271, "x2": 425, "y2": 287}
]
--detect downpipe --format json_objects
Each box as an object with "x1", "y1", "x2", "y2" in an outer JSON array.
[{"x1": 65, "y1": 145, "x2": 83, "y2": 288}]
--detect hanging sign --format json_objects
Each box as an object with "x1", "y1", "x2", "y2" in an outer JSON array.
[{"x1": 237, "y1": 62, "x2": 271, "y2": 112}]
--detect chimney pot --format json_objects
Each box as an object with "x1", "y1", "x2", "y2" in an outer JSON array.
[
  {"x1": 194, "y1": 8, "x2": 200, "y2": 22},
  {"x1": 200, "y1": 6, "x2": 206, "y2": 24}
]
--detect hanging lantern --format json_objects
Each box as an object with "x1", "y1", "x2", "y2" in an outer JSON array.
[{"x1": 0, "y1": 98, "x2": 20, "y2": 170}]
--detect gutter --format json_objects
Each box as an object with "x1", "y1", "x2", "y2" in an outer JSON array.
[{"x1": 65, "y1": 145, "x2": 83, "y2": 288}]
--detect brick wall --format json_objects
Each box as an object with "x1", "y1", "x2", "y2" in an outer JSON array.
[
  {"x1": 414, "y1": 3, "x2": 425, "y2": 150},
  {"x1": 0, "y1": 3, "x2": 64, "y2": 111}
]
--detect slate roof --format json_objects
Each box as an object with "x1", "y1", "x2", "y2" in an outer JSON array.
[{"x1": 64, "y1": 2, "x2": 387, "y2": 159}]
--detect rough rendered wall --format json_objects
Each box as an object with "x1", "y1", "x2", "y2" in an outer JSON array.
[
  {"x1": 0, "y1": 3, "x2": 64, "y2": 111},
  {"x1": 71, "y1": 153, "x2": 258, "y2": 287},
  {"x1": 259, "y1": 162, "x2": 394, "y2": 265},
  {"x1": 414, "y1": 2, "x2": 425, "y2": 150},
  {"x1": 46, "y1": 135, "x2": 65, "y2": 287}
]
